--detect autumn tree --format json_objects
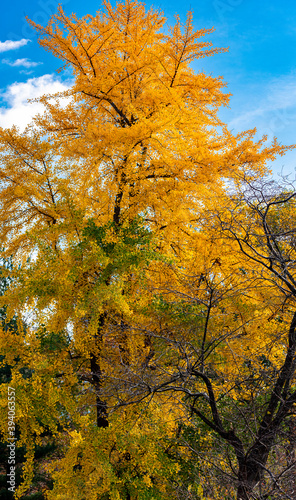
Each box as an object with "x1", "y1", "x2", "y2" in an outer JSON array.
[
  {"x1": 212, "y1": 176, "x2": 296, "y2": 500},
  {"x1": 124, "y1": 175, "x2": 296, "y2": 500},
  {"x1": 0, "y1": 1, "x2": 294, "y2": 498}
]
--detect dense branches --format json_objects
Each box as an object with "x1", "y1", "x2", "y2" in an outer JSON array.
[{"x1": 0, "y1": 2, "x2": 295, "y2": 499}]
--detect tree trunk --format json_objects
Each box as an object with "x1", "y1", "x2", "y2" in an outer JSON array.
[
  {"x1": 90, "y1": 313, "x2": 108, "y2": 428},
  {"x1": 237, "y1": 459, "x2": 264, "y2": 500},
  {"x1": 90, "y1": 351, "x2": 108, "y2": 428}
]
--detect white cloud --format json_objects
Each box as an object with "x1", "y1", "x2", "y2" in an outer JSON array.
[
  {"x1": 0, "y1": 74, "x2": 71, "y2": 130},
  {"x1": 0, "y1": 39, "x2": 30, "y2": 53},
  {"x1": 2, "y1": 58, "x2": 42, "y2": 68}
]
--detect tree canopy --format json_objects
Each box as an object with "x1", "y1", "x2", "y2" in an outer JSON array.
[{"x1": 0, "y1": 2, "x2": 295, "y2": 500}]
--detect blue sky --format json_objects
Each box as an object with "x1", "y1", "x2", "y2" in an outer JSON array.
[{"x1": 0, "y1": 0, "x2": 296, "y2": 175}]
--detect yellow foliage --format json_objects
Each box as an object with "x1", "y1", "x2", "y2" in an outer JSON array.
[{"x1": 0, "y1": 1, "x2": 294, "y2": 498}]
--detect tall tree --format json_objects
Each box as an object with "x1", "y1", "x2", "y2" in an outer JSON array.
[
  {"x1": 130, "y1": 176, "x2": 296, "y2": 500},
  {"x1": 0, "y1": 1, "x2": 293, "y2": 497}
]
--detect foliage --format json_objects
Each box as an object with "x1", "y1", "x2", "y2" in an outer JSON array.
[{"x1": 0, "y1": 1, "x2": 295, "y2": 499}]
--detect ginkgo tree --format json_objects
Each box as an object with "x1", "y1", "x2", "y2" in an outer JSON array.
[{"x1": 0, "y1": 1, "x2": 294, "y2": 499}]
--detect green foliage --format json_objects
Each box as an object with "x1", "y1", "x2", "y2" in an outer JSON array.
[
  {"x1": 21, "y1": 493, "x2": 45, "y2": 500},
  {"x1": 151, "y1": 295, "x2": 205, "y2": 325},
  {"x1": 37, "y1": 329, "x2": 70, "y2": 354},
  {"x1": 76, "y1": 217, "x2": 155, "y2": 280}
]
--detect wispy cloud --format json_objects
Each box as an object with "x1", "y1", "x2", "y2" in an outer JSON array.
[
  {"x1": 228, "y1": 73, "x2": 296, "y2": 137},
  {"x1": 222, "y1": 72, "x2": 296, "y2": 175},
  {"x1": 2, "y1": 58, "x2": 42, "y2": 68},
  {"x1": 0, "y1": 39, "x2": 30, "y2": 53},
  {"x1": 0, "y1": 74, "x2": 71, "y2": 130}
]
